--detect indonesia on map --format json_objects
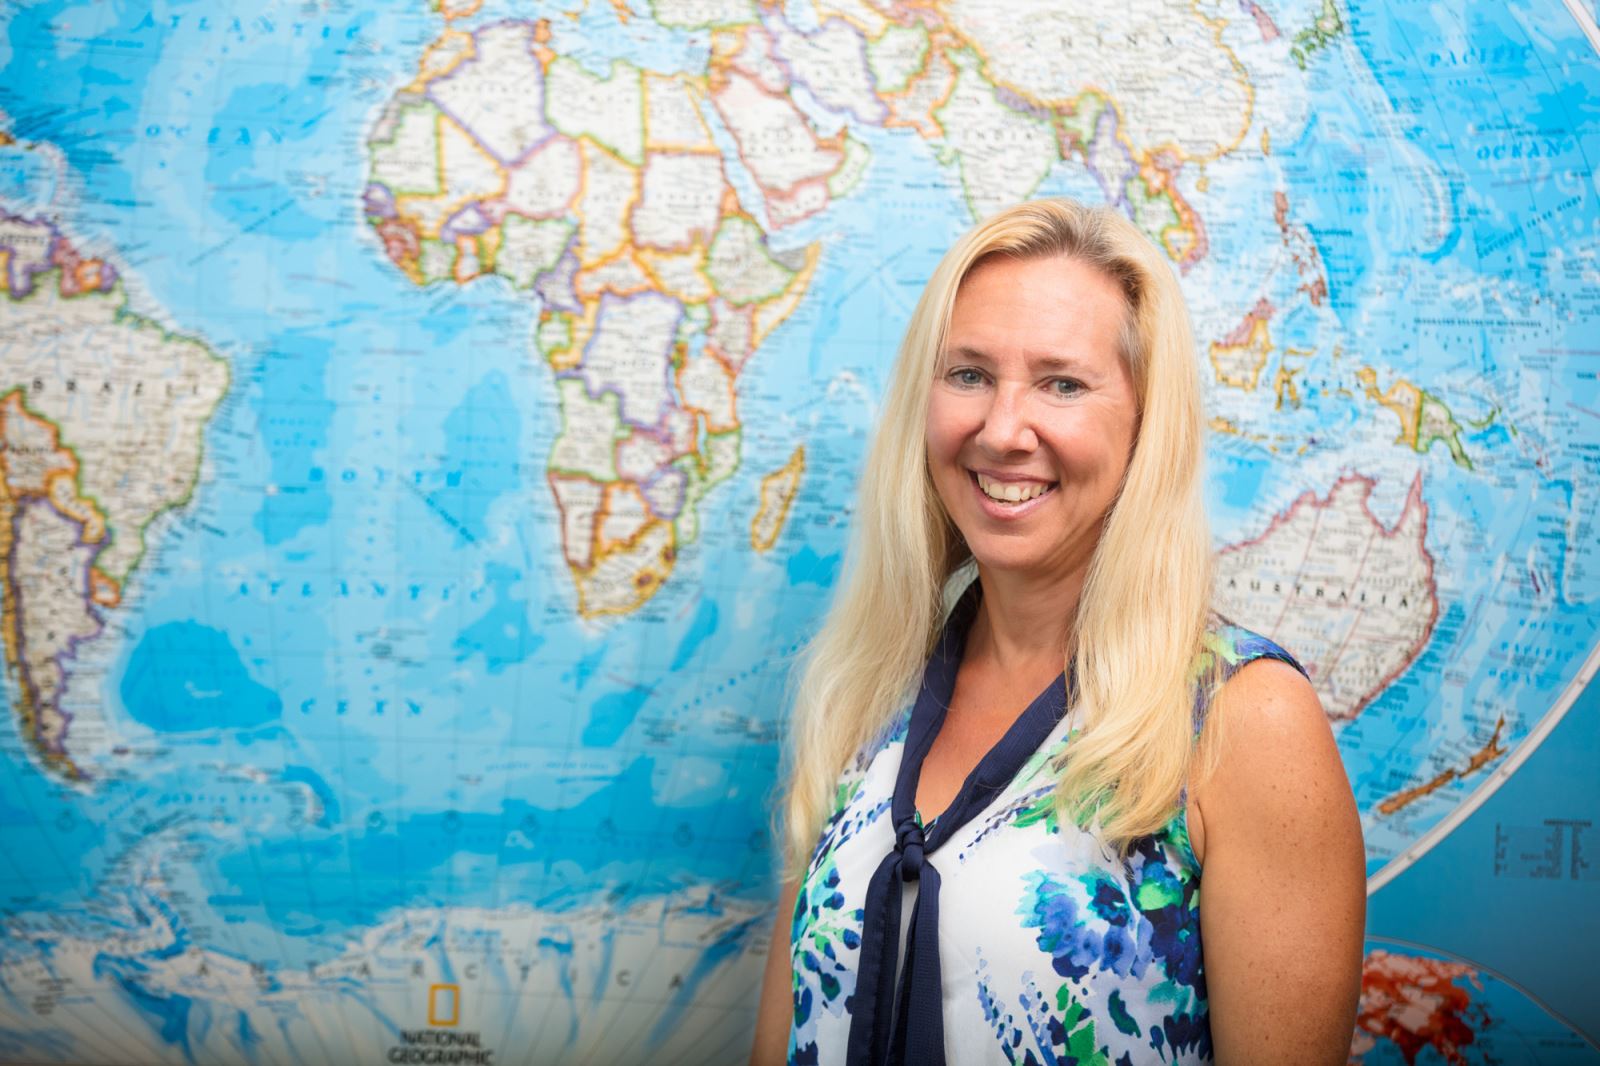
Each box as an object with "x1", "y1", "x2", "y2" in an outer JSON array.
[{"x1": 1, "y1": 0, "x2": 1598, "y2": 1062}]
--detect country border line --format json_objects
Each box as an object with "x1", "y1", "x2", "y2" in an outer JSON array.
[
  {"x1": 1366, "y1": 636, "x2": 1600, "y2": 893},
  {"x1": 1564, "y1": 0, "x2": 1600, "y2": 57},
  {"x1": 1363, "y1": 934, "x2": 1600, "y2": 1051}
]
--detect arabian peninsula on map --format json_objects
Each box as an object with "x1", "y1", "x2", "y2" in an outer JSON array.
[{"x1": 0, "y1": 0, "x2": 1598, "y2": 1062}]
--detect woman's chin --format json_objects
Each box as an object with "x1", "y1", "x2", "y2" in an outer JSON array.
[{"x1": 964, "y1": 544, "x2": 1056, "y2": 581}]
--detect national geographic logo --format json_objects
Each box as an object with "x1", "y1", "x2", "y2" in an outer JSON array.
[{"x1": 386, "y1": 985, "x2": 496, "y2": 1064}]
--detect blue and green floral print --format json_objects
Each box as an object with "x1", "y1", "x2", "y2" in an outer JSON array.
[{"x1": 787, "y1": 622, "x2": 1302, "y2": 1064}]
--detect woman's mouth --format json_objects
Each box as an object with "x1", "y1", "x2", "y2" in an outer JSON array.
[{"x1": 971, "y1": 471, "x2": 1057, "y2": 506}]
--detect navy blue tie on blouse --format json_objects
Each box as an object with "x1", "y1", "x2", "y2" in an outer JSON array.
[{"x1": 844, "y1": 590, "x2": 1074, "y2": 1066}]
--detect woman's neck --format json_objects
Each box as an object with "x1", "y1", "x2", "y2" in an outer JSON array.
[{"x1": 967, "y1": 562, "x2": 1083, "y2": 674}]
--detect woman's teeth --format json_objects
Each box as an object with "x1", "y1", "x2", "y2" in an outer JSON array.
[{"x1": 974, "y1": 473, "x2": 1054, "y2": 503}]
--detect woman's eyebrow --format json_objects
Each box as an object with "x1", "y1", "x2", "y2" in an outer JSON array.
[
  {"x1": 1023, "y1": 352, "x2": 1089, "y2": 374},
  {"x1": 941, "y1": 344, "x2": 994, "y2": 364},
  {"x1": 944, "y1": 344, "x2": 1091, "y2": 375}
]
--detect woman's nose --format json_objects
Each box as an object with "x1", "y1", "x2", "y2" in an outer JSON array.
[{"x1": 974, "y1": 386, "x2": 1037, "y2": 455}]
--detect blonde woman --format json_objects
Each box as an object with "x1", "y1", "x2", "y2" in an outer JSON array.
[{"x1": 750, "y1": 199, "x2": 1365, "y2": 1065}]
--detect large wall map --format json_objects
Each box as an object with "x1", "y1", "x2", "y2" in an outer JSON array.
[{"x1": 1, "y1": 0, "x2": 1598, "y2": 1062}]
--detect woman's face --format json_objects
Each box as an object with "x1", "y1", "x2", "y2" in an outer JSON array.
[{"x1": 925, "y1": 253, "x2": 1139, "y2": 583}]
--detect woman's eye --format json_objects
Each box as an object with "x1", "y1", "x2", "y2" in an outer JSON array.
[
  {"x1": 1050, "y1": 378, "x2": 1084, "y2": 397},
  {"x1": 950, "y1": 368, "x2": 985, "y2": 387}
]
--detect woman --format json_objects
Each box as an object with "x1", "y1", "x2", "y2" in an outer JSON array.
[{"x1": 751, "y1": 199, "x2": 1364, "y2": 1065}]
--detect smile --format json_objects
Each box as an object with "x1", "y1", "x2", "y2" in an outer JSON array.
[{"x1": 971, "y1": 471, "x2": 1057, "y2": 505}]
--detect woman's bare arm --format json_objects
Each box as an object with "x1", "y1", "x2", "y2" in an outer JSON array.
[
  {"x1": 750, "y1": 877, "x2": 800, "y2": 1066},
  {"x1": 1191, "y1": 659, "x2": 1366, "y2": 1064}
]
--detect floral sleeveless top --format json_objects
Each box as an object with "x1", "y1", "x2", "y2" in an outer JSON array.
[{"x1": 788, "y1": 623, "x2": 1304, "y2": 1065}]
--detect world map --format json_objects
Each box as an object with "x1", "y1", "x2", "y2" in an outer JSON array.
[{"x1": 2, "y1": 0, "x2": 1598, "y2": 1062}]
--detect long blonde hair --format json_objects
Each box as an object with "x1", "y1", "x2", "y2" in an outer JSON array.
[{"x1": 782, "y1": 198, "x2": 1215, "y2": 870}]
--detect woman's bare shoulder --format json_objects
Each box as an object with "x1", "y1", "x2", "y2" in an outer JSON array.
[
  {"x1": 1189, "y1": 656, "x2": 1351, "y2": 862},
  {"x1": 1189, "y1": 659, "x2": 1366, "y2": 1064},
  {"x1": 1213, "y1": 655, "x2": 1328, "y2": 748}
]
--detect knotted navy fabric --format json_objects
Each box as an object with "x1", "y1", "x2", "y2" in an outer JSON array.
[{"x1": 844, "y1": 589, "x2": 1072, "y2": 1066}]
